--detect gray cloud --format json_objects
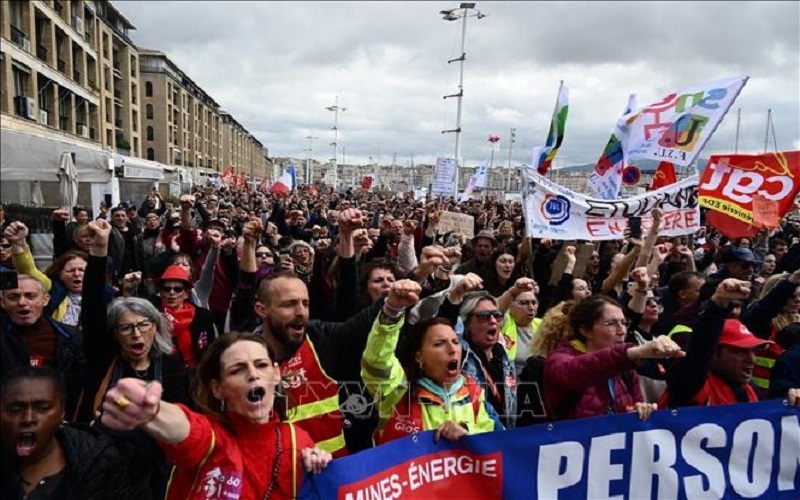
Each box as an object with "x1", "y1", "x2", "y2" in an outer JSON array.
[{"x1": 123, "y1": 1, "x2": 800, "y2": 168}]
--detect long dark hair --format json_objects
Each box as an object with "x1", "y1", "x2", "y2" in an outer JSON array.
[
  {"x1": 192, "y1": 332, "x2": 290, "y2": 425},
  {"x1": 400, "y1": 317, "x2": 456, "y2": 385}
]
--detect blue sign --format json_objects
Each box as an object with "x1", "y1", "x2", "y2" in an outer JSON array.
[{"x1": 300, "y1": 401, "x2": 799, "y2": 499}]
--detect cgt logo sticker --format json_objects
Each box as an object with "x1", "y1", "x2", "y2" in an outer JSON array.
[{"x1": 542, "y1": 195, "x2": 571, "y2": 226}]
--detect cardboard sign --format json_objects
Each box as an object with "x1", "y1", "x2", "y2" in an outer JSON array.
[
  {"x1": 752, "y1": 194, "x2": 779, "y2": 229},
  {"x1": 437, "y1": 211, "x2": 475, "y2": 239}
]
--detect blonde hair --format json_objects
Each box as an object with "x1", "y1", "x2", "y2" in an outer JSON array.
[
  {"x1": 757, "y1": 273, "x2": 800, "y2": 332},
  {"x1": 530, "y1": 300, "x2": 574, "y2": 357}
]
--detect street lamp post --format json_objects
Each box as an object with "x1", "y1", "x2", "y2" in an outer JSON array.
[
  {"x1": 326, "y1": 96, "x2": 346, "y2": 188},
  {"x1": 441, "y1": 2, "x2": 486, "y2": 199},
  {"x1": 305, "y1": 130, "x2": 318, "y2": 185},
  {"x1": 506, "y1": 127, "x2": 516, "y2": 191}
]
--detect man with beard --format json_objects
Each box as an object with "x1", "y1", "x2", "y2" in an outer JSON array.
[
  {"x1": 109, "y1": 206, "x2": 147, "y2": 285},
  {"x1": 231, "y1": 212, "x2": 387, "y2": 456}
]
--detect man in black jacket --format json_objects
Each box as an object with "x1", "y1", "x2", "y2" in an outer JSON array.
[
  {"x1": 0, "y1": 275, "x2": 85, "y2": 421},
  {"x1": 230, "y1": 212, "x2": 386, "y2": 455}
]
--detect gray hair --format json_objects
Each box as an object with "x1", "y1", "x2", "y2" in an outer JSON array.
[
  {"x1": 107, "y1": 297, "x2": 173, "y2": 357},
  {"x1": 458, "y1": 291, "x2": 498, "y2": 324}
]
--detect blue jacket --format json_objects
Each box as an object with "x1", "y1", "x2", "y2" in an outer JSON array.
[{"x1": 768, "y1": 344, "x2": 800, "y2": 400}]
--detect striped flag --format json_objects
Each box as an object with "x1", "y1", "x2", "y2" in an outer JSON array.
[
  {"x1": 587, "y1": 94, "x2": 638, "y2": 199},
  {"x1": 535, "y1": 81, "x2": 569, "y2": 175}
]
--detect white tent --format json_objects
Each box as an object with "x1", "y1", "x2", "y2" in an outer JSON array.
[{"x1": 58, "y1": 152, "x2": 79, "y2": 212}]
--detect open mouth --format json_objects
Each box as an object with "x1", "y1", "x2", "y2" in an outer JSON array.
[
  {"x1": 486, "y1": 328, "x2": 498, "y2": 339},
  {"x1": 288, "y1": 321, "x2": 306, "y2": 335},
  {"x1": 16, "y1": 432, "x2": 36, "y2": 457},
  {"x1": 129, "y1": 342, "x2": 146, "y2": 357},
  {"x1": 446, "y1": 359, "x2": 460, "y2": 376},
  {"x1": 247, "y1": 386, "x2": 266, "y2": 403}
]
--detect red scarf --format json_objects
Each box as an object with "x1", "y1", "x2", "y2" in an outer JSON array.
[{"x1": 163, "y1": 302, "x2": 197, "y2": 366}]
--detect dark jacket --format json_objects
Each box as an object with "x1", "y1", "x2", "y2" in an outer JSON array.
[
  {"x1": 741, "y1": 278, "x2": 797, "y2": 340},
  {"x1": 0, "y1": 316, "x2": 85, "y2": 420},
  {"x1": 769, "y1": 344, "x2": 800, "y2": 399},
  {"x1": 1, "y1": 425, "x2": 147, "y2": 500}
]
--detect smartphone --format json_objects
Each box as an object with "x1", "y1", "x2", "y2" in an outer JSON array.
[{"x1": 628, "y1": 217, "x2": 642, "y2": 240}]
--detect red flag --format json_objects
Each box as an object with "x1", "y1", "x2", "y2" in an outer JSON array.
[
  {"x1": 361, "y1": 175, "x2": 374, "y2": 190},
  {"x1": 258, "y1": 176, "x2": 268, "y2": 192},
  {"x1": 221, "y1": 166, "x2": 233, "y2": 186},
  {"x1": 649, "y1": 161, "x2": 677, "y2": 190}
]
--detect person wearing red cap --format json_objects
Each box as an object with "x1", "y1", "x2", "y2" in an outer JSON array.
[
  {"x1": 155, "y1": 265, "x2": 218, "y2": 368},
  {"x1": 662, "y1": 278, "x2": 800, "y2": 408}
]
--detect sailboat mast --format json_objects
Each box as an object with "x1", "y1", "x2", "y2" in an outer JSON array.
[{"x1": 734, "y1": 108, "x2": 741, "y2": 154}]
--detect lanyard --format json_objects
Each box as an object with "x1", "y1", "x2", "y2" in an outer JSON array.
[{"x1": 607, "y1": 378, "x2": 616, "y2": 414}]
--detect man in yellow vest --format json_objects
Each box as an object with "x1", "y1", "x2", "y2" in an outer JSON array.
[{"x1": 230, "y1": 211, "x2": 393, "y2": 455}]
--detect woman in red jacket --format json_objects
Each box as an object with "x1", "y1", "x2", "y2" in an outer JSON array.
[{"x1": 100, "y1": 332, "x2": 332, "y2": 500}]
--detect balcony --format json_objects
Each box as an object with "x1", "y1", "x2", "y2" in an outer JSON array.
[
  {"x1": 113, "y1": 89, "x2": 123, "y2": 105},
  {"x1": 57, "y1": 59, "x2": 66, "y2": 74},
  {"x1": 112, "y1": 67, "x2": 122, "y2": 79},
  {"x1": 36, "y1": 44, "x2": 48, "y2": 61},
  {"x1": 11, "y1": 26, "x2": 29, "y2": 50}
]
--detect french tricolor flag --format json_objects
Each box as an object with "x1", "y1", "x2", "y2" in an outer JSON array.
[{"x1": 270, "y1": 165, "x2": 296, "y2": 195}]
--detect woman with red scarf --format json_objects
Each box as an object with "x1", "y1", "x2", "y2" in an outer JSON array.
[{"x1": 155, "y1": 265, "x2": 218, "y2": 367}]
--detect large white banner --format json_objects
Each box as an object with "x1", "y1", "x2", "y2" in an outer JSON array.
[
  {"x1": 618, "y1": 76, "x2": 747, "y2": 167},
  {"x1": 522, "y1": 166, "x2": 700, "y2": 240}
]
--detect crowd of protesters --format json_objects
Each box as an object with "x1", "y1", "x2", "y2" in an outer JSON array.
[{"x1": 0, "y1": 181, "x2": 799, "y2": 499}]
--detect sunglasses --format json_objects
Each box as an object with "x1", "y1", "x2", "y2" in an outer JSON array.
[
  {"x1": 0, "y1": 243, "x2": 12, "y2": 249},
  {"x1": 161, "y1": 285, "x2": 185, "y2": 294},
  {"x1": 256, "y1": 252, "x2": 273, "y2": 258},
  {"x1": 471, "y1": 310, "x2": 503, "y2": 322}
]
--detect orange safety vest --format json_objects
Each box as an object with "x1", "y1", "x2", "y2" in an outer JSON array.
[{"x1": 281, "y1": 337, "x2": 348, "y2": 457}]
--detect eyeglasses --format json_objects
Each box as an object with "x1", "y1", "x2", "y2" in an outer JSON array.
[
  {"x1": 161, "y1": 285, "x2": 185, "y2": 294},
  {"x1": 515, "y1": 300, "x2": 538, "y2": 307},
  {"x1": 600, "y1": 319, "x2": 630, "y2": 330},
  {"x1": 471, "y1": 310, "x2": 503, "y2": 322},
  {"x1": 645, "y1": 297, "x2": 661, "y2": 305},
  {"x1": 256, "y1": 252, "x2": 273, "y2": 258},
  {"x1": 116, "y1": 320, "x2": 154, "y2": 336}
]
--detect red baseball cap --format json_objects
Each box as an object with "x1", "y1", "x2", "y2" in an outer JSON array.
[{"x1": 718, "y1": 320, "x2": 772, "y2": 350}]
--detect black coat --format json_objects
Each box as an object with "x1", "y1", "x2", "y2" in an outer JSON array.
[{"x1": 1, "y1": 425, "x2": 147, "y2": 500}]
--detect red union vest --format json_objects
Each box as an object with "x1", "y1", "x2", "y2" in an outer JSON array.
[
  {"x1": 660, "y1": 370, "x2": 760, "y2": 408},
  {"x1": 377, "y1": 376, "x2": 483, "y2": 446},
  {"x1": 281, "y1": 337, "x2": 347, "y2": 457}
]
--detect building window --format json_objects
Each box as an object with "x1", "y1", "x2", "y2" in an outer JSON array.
[
  {"x1": 147, "y1": 148, "x2": 154, "y2": 161},
  {"x1": 13, "y1": 67, "x2": 29, "y2": 97},
  {"x1": 146, "y1": 126, "x2": 154, "y2": 141},
  {"x1": 146, "y1": 104, "x2": 153, "y2": 119},
  {"x1": 145, "y1": 81, "x2": 153, "y2": 97}
]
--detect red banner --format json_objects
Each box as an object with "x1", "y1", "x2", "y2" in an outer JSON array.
[
  {"x1": 699, "y1": 151, "x2": 800, "y2": 236},
  {"x1": 649, "y1": 161, "x2": 677, "y2": 191}
]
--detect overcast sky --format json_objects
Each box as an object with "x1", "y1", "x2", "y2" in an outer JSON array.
[{"x1": 121, "y1": 1, "x2": 799, "y2": 168}]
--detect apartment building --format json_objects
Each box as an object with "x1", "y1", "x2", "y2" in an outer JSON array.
[
  {"x1": 0, "y1": 0, "x2": 139, "y2": 153},
  {"x1": 140, "y1": 49, "x2": 268, "y2": 179}
]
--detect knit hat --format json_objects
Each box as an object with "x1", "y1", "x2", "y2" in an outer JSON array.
[
  {"x1": 154, "y1": 265, "x2": 193, "y2": 289},
  {"x1": 718, "y1": 319, "x2": 772, "y2": 349}
]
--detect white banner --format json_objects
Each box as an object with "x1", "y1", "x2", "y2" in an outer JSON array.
[
  {"x1": 437, "y1": 211, "x2": 475, "y2": 239},
  {"x1": 618, "y1": 76, "x2": 747, "y2": 167},
  {"x1": 434, "y1": 157, "x2": 457, "y2": 184},
  {"x1": 522, "y1": 166, "x2": 700, "y2": 240}
]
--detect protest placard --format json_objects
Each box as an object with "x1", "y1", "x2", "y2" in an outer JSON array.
[{"x1": 437, "y1": 211, "x2": 475, "y2": 239}]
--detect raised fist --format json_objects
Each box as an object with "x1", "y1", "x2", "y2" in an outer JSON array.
[
  {"x1": 52, "y1": 209, "x2": 70, "y2": 222},
  {"x1": 4, "y1": 222, "x2": 29, "y2": 246},
  {"x1": 179, "y1": 194, "x2": 195, "y2": 211},
  {"x1": 386, "y1": 279, "x2": 422, "y2": 310}
]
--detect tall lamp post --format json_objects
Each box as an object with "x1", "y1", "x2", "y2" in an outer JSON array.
[
  {"x1": 440, "y1": 2, "x2": 486, "y2": 198},
  {"x1": 326, "y1": 96, "x2": 346, "y2": 187},
  {"x1": 305, "y1": 130, "x2": 318, "y2": 185}
]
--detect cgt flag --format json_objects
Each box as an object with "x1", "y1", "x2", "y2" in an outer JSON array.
[
  {"x1": 618, "y1": 76, "x2": 747, "y2": 168},
  {"x1": 650, "y1": 161, "x2": 677, "y2": 190},
  {"x1": 535, "y1": 80, "x2": 569, "y2": 175}
]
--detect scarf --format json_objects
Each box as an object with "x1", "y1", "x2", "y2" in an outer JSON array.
[
  {"x1": 163, "y1": 302, "x2": 197, "y2": 366},
  {"x1": 294, "y1": 262, "x2": 312, "y2": 284},
  {"x1": 417, "y1": 376, "x2": 464, "y2": 413},
  {"x1": 256, "y1": 264, "x2": 275, "y2": 284},
  {"x1": 61, "y1": 292, "x2": 82, "y2": 326}
]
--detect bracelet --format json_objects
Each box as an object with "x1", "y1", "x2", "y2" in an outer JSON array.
[
  {"x1": 382, "y1": 303, "x2": 405, "y2": 318},
  {"x1": 379, "y1": 309, "x2": 404, "y2": 324},
  {"x1": 141, "y1": 401, "x2": 161, "y2": 426}
]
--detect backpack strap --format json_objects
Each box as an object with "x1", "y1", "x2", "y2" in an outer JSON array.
[{"x1": 92, "y1": 356, "x2": 120, "y2": 419}]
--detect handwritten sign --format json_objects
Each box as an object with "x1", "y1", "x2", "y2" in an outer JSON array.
[
  {"x1": 752, "y1": 194, "x2": 779, "y2": 229},
  {"x1": 437, "y1": 211, "x2": 475, "y2": 239}
]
